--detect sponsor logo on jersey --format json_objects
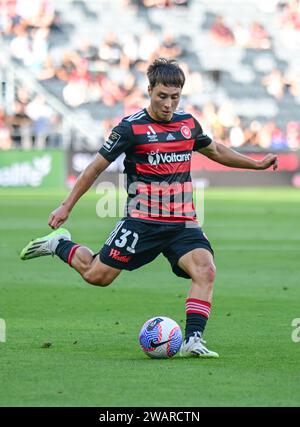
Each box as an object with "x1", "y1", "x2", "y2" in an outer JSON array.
[
  {"x1": 103, "y1": 131, "x2": 121, "y2": 152},
  {"x1": 147, "y1": 149, "x2": 191, "y2": 166},
  {"x1": 181, "y1": 125, "x2": 192, "y2": 139}
]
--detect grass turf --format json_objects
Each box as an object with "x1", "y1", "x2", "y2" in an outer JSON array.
[{"x1": 0, "y1": 188, "x2": 300, "y2": 407}]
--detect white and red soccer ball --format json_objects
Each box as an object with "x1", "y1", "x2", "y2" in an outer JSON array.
[{"x1": 139, "y1": 316, "x2": 182, "y2": 359}]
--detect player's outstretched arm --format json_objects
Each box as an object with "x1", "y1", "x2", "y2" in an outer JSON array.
[
  {"x1": 48, "y1": 153, "x2": 110, "y2": 229},
  {"x1": 199, "y1": 141, "x2": 278, "y2": 171}
]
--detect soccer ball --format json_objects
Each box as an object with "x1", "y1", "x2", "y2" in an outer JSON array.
[{"x1": 139, "y1": 316, "x2": 183, "y2": 359}]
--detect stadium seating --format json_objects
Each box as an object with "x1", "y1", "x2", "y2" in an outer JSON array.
[{"x1": 0, "y1": 0, "x2": 299, "y2": 150}]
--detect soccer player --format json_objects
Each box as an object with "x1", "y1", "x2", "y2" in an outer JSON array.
[{"x1": 20, "y1": 58, "x2": 278, "y2": 358}]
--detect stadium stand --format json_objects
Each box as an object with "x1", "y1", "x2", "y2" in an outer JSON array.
[{"x1": 0, "y1": 0, "x2": 299, "y2": 150}]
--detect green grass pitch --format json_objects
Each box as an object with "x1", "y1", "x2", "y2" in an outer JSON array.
[{"x1": 0, "y1": 187, "x2": 300, "y2": 407}]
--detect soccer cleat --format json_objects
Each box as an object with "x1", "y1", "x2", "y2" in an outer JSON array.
[
  {"x1": 180, "y1": 332, "x2": 219, "y2": 358},
  {"x1": 20, "y1": 228, "x2": 71, "y2": 260}
]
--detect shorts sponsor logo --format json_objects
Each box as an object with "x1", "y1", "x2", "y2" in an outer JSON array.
[
  {"x1": 109, "y1": 248, "x2": 132, "y2": 263},
  {"x1": 181, "y1": 125, "x2": 192, "y2": 139},
  {"x1": 103, "y1": 131, "x2": 121, "y2": 152},
  {"x1": 148, "y1": 149, "x2": 191, "y2": 166}
]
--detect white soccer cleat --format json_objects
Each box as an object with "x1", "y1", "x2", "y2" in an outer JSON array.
[
  {"x1": 180, "y1": 332, "x2": 219, "y2": 358},
  {"x1": 20, "y1": 228, "x2": 71, "y2": 260}
]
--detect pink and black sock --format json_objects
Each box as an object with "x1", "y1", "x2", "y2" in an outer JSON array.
[
  {"x1": 185, "y1": 298, "x2": 211, "y2": 339},
  {"x1": 55, "y1": 239, "x2": 81, "y2": 266}
]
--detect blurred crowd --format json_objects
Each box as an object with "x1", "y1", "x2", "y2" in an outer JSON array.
[
  {"x1": 0, "y1": 86, "x2": 62, "y2": 150},
  {"x1": 2, "y1": 93, "x2": 299, "y2": 151},
  {"x1": 186, "y1": 102, "x2": 300, "y2": 151},
  {"x1": 0, "y1": 0, "x2": 300, "y2": 151}
]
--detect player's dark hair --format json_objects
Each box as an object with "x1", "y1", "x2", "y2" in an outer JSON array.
[{"x1": 147, "y1": 58, "x2": 185, "y2": 89}]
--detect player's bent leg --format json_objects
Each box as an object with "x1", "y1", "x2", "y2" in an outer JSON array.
[
  {"x1": 178, "y1": 248, "x2": 219, "y2": 358},
  {"x1": 82, "y1": 257, "x2": 122, "y2": 286},
  {"x1": 75, "y1": 251, "x2": 121, "y2": 287},
  {"x1": 20, "y1": 228, "x2": 121, "y2": 287}
]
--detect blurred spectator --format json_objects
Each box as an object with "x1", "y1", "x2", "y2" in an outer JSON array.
[
  {"x1": 62, "y1": 59, "x2": 92, "y2": 107},
  {"x1": 76, "y1": 40, "x2": 99, "y2": 63},
  {"x1": 229, "y1": 118, "x2": 245, "y2": 148},
  {"x1": 181, "y1": 65, "x2": 203, "y2": 102},
  {"x1": 159, "y1": 31, "x2": 182, "y2": 59},
  {"x1": 280, "y1": 0, "x2": 300, "y2": 29},
  {"x1": 270, "y1": 127, "x2": 288, "y2": 149},
  {"x1": 97, "y1": 74, "x2": 124, "y2": 107},
  {"x1": 0, "y1": 108, "x2": 12, "y2": 150},
  {"x1": 258, "y1": 121, "x2": 276, "y2": 149},
  {"x1": 248, "y1": 22, "x2": 271, "y2": 49},
  {"x1": 233, "y1": 22, "x2": 250, "y2": 48},
  {"x1": 25, "y1": 94, "x2": 55, "y2": 148},
  {"x1": 243, "y1": 121, "x2": 262, "y2": 148},
  {"x1": 36, "y1": 54, "x2": 55, "y2": 80},
  {"x1": 262, "y1": 69, "x2": 285, "y2": 99},
  {"x1": 217, "y1": 101, "x2": 236, "y2": 129},
  {"x1": 29, "y1": 27, "x2": 50, "y2": 73},
  {"x1": 284, "y1": 69, "x2": 300, "y2": 97},
  {"x1": 98, "y1": 32, "x2": 123, "y2": 66},
  {"x1": 210, "y1": 15, "x2": 235, "y2": 45},
  {"x1": 120, "y1": 34, "x2": 140, "y2": 69},
  {"x1": 286, "y1": 121, "x2": 300, "y2": 150},
  {"x1": 9, "y1": 100, "x2": 32, "y2": 149},
  {"x1": 15, "y1": 0, "x2": 55, "y2": 29},
  {"x1": 9, "y1": 23, "x2": 31, "y2": 62},
  {"x1": 138, "y1": 30, "x2": 160, "y2": 63},
  {"x1": 55, "y1": 52, "x2": 78, "y2": 82}
]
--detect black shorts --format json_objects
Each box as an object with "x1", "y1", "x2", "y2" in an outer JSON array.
[{"x1": 99, "y1": 218, "x2": 214, "y2": 279}]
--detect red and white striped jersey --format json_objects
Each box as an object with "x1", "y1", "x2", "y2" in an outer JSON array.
[{"x1": 99, "y1": 108, "x2": 212, "y2": 224}]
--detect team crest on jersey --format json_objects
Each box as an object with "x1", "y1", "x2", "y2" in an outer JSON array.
[{"x1": 181, "y1": 125, "x2": 192, "y2": 139}]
